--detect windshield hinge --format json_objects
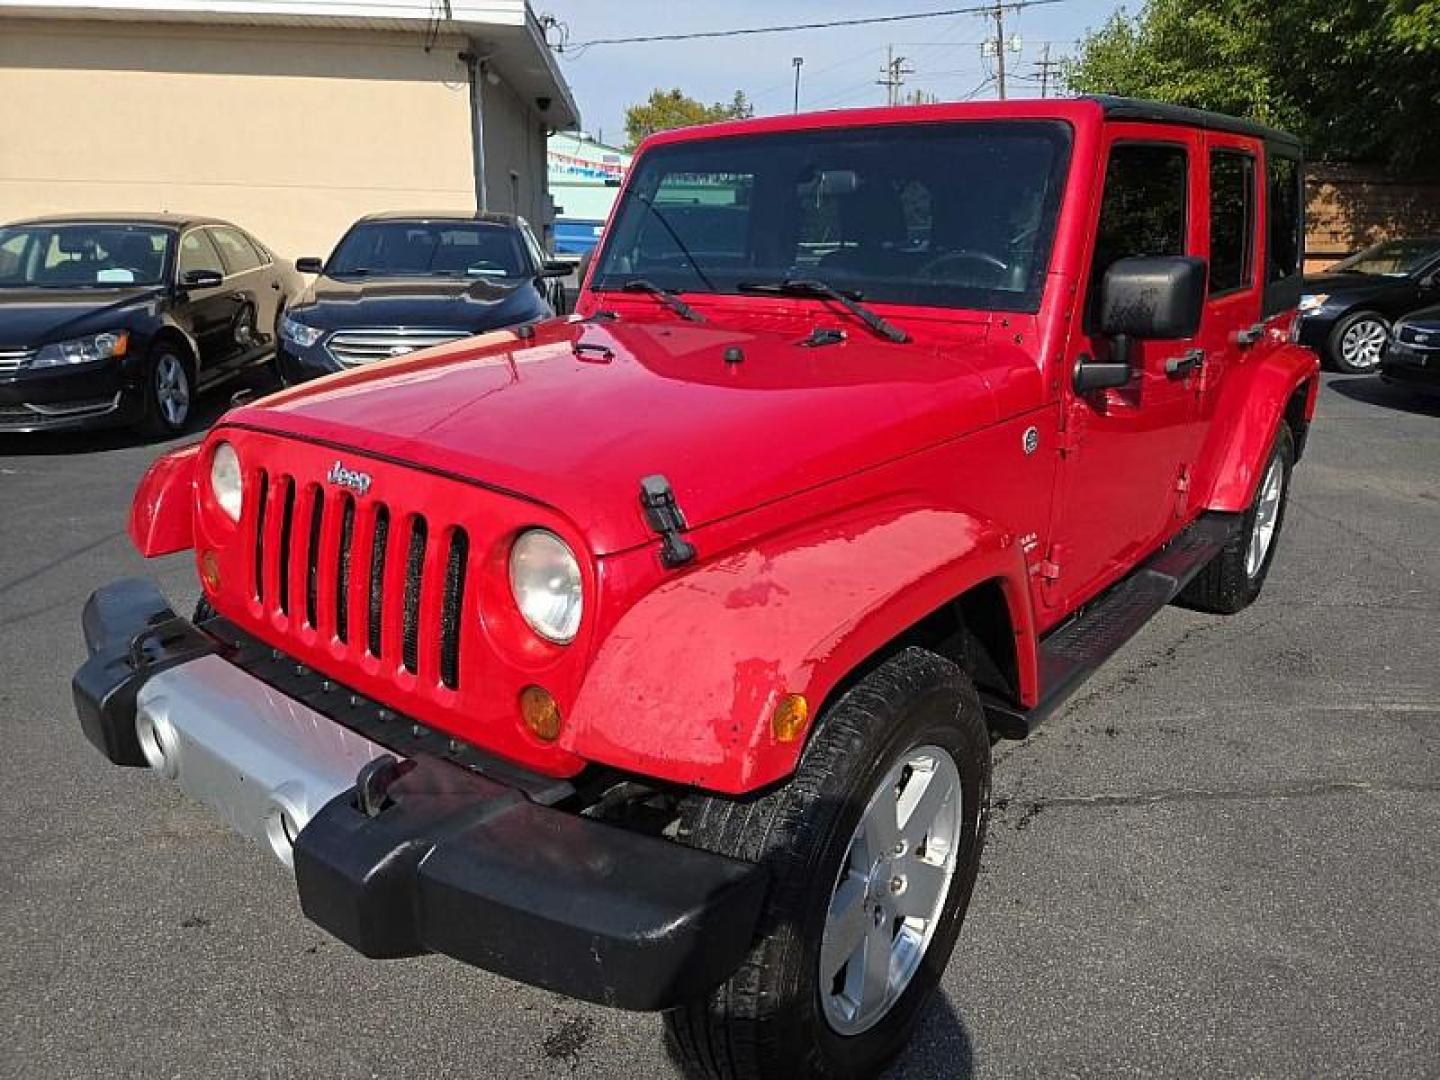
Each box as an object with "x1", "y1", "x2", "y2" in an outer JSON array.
[{"x1": 639, "y1": 475, "x2": 696, "y2": 569}]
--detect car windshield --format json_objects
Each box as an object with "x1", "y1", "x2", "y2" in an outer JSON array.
[
  {"x1": 0, "y1": 223, "x2": 172, "y2": 288},
  {"x1": 327, "y1": 221, "x2": 529, "y2": 279},
  {"x1": 1331, "y1": 239, "x2": 1440, "y2": 277},
  {"x1": 590, "y1": 120, "x2": 1072, "y2": 313}
]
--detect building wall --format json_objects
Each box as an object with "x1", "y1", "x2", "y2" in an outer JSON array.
[
  {"x1": 1305, "y1": 164, "x2": 1440, "y2": 271},
  {"x1": 0, "y1": 18, "x2": 482, "y2": 259},
  {"x1": 479, "y1": 69, "x2": 549, "y2": 236}
]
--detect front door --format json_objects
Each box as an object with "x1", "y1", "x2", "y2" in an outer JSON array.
[
  {"x1": 175, "y1": 228, "x2": 240, "y2": 379},
  {"x1": 1047, "y1": 128, "x2": 1207, "y2": 613}
]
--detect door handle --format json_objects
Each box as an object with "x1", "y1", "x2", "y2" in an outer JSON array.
[
  {"x1": 270, "y1": 281, "x2": 282, "y2": 290},
  {"x1": 1164, "y1": 348, "x2": 1205, "y2": 378},
  {"x1": 1232, "y1": 323, "x2": 1265, "y2": 348}
]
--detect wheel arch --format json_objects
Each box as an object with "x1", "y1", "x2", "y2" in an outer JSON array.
[{"x1": 151, "y1": 322, "x2": 200, "y2": 374}]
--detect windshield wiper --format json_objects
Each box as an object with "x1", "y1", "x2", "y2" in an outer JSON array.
[
  {"x1": 621, "y1": 189, "x2": 717, "y2": 293},
  {"x1": 619, "y1": 278, "x2": 706, "y2": 323},
  {"x1": 737, "y1": 278, "x2": 908, "y2": 343}
]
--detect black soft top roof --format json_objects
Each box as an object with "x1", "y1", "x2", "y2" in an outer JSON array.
[{"x1": 1086, "y1": 95, "x2": 1303, "y2": 152}]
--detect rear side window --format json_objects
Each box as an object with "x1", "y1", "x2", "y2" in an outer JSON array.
[
  {"x1": 210, "y1": 227, "x2": 263, "y2": 274},
  {"x1": 1266, "y1": 155, "x2": 1302, "y2": 282},
  {"x1": 1209, "y1": 150, "x2": 1256, "y2": 294},
  {"x1": 1090, "y1": 142, "x2": 1189, "y2": 319}
]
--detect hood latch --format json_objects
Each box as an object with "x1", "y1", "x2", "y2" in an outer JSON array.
[{"x1": 639, "y1": 475, "x2": 697, "y2": 569}]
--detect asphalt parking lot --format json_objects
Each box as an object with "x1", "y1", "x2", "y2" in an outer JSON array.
[{"x1": 0, "y1": 372, "x2": 1436, "y2": 1079}]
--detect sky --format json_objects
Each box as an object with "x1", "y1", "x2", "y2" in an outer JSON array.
[{"x1": 540, "y1": 0, "x2": 1129, "y2": 147}]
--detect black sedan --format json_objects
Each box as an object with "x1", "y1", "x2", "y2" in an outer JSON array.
[
  {"x1": 0, "y1": 214, "x2": 302, "y2": 435},
  {"x1": 276, "y1": 212, "x2": 570, "y2": 384},
  {"x1": 1296, "y1": 238, "x2": 1440, "y2": 373},
  {"x1": 1381, "y1": 305, "x2": 1440, "y2": 396}
]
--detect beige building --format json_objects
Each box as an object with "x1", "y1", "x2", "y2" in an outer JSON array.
[{"x1": 0, "y1": 0, "x2": 579, "y2": 260}]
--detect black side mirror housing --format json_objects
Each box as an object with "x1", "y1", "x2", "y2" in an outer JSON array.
[
  {"x1": 1099, "y1": 256, "x2": 1207, "y2": 340},
  {"x1": 180, "y1": 268, "x2": 223, "y2": 289},
  {"x1": 295, "y1": 257, "x2": 324, "y2": 274},
  {"x1": 539, "y1": 260, "x2": 572, "y2": 279}
]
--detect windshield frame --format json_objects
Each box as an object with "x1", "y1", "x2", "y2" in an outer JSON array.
[
  {"x1": 324, "y1": 219, "x2": 535, "y2": 281},
  {"x1": 1330, "y1": 239, "x2": 1440, "y2": 279},
  {"x1": 589, "y1": 119, "x2": 1075, "y2": 315},
  {"x1": 0, "y1": 222, "x2": 176, "y2": 290}
]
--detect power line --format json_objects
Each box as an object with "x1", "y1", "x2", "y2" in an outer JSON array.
[
  {"x1": 878, "y1": 47, "x2": 917, "y2": 106},
  {"x1": 1033, "y1": 42, "x2": 1063, "y2": 97},
  {"x1": 558, "y1": 1, "x2": 1069, "y2": 55}
]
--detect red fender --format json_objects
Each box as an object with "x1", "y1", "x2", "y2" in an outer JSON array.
[
  {"x1": 128, "y1": 443, "x2": 200, "y2": 557},
  {"x1": 1199, "y1": 342, "x2": 1319, "y2": 512},
  {"x1": 566, "y1": 497, "x2": 1036, "y2": 794}
]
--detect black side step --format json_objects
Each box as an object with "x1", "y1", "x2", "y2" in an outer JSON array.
[{"x1": 985, "y1": 512, "x2": 1240, "y2": 738}]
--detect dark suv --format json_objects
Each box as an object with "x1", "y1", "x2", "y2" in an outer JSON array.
[{"x1": 276, "y1": 212, "x2": 570, "y2": 383}]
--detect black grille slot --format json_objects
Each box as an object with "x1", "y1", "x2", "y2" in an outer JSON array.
[
  {"x1": 336, "y1": 495, "x2": 355, "y2": 643},
  {"x1": 401, "y1": 516, "x2": 427, "y2": 674},
  {"x1": 304, "y1": 486, "x2": 324, "y2": 627},
  {"x1": 253, "y1": 470, "x2": 269, "y2": 603},
  {"x1": 367, "y1": 506, "x2": 389, "y2": 658},
  {"x1": 439, "y1": 529, "x2": 469, "y2": 689},
  {"x1": 277, "y1": 478, "x2": 296, "y2": 615}
]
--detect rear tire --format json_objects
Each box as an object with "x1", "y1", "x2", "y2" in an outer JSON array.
[
  {"x1": 1327, "y1": 310, "x2": 1388, "y2": 374},
  {"x1": 1180, "y1": 424, "x2": 1294, "y2": 614},
  {"x1": 663, "y1": 648, "x2": 991, "y2": 1080}
]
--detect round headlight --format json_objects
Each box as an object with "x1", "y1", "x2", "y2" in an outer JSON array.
[
  {"x1": 508, "y1": 529, "x2": 582, "y2": 644},
  {"x1": 210, "y1": 441, "x2": 243, "y2": 522}
]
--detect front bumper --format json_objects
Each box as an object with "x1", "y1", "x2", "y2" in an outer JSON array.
[
  {"x1": 1381, "y1": 345, "x2": 1440, "y2": 394},
  {"x1": 0, "y1": 359, "x2": 142, "y2": 431},
  {"x1": 73, "y1": 579, "x2": 767, "y2": 1010},
  {"x1": 274, "y1": 341, "x2": 338, "y2": 385}
]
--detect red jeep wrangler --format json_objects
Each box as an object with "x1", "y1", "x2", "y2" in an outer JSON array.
[{"x1": 75, "y1": 97, "x2": 1317, "y2": 1079}]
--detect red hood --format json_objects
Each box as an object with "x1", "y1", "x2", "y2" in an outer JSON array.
[{"x1": 227, "y1": 317, "x2": 1004, "y2": 554}]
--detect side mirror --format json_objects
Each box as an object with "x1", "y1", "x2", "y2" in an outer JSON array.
[
  {"x1": 538, "y1": 260, "x2": 572, "y2": 279},
  {"x1": 295, "y1": 257, "x2": 324, "y2": 274},
  {"x1": 1075, "y1": 255, "x2": 1207, "y2": 394},
  {"x1": 180, "y1": 268, "x2": 223, "y2": 289}
]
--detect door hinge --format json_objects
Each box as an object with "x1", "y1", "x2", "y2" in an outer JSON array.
[
  {"x1": 1039, "y1": 558, "x2": 1062, "y2": 581},
  {"x1": 639, "y1": 474, "x2": 697, "y2": 569}
]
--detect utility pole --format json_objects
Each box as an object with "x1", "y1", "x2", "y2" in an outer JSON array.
[
  {"x1": 979, "y1": 2, "x2": 1027, "y2": 100},
  {"x1": 1033, "y1": 42, "x2": 1062, "y2": 98},
  {"x1": 877, "y1": 46, "x2": 915, "y2": 107},
  {"x1": 992, "y1": 5, "x2": 1007, "y2": 101},
  {"x1": 792, "y1": 56, "x2": 804, "y2": 113}
]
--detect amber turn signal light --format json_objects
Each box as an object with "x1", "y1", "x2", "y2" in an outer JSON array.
[
  {"x1": 771, "y1": 693, "x2": 809, "y2": 743},
  {"x1": 199, "y1": 550, "x2": 221, "y2": 591},
  {"x1": 520, "y1": 685, "x2": 563, "y2": 742}
]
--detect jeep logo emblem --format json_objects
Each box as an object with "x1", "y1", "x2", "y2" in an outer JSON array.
[{"x1": 326, "y1": 460, "x2": 372, "y2": 496}]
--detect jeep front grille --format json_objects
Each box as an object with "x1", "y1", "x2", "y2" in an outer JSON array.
[
  {"x1": 326, "y1": 328, "x2": 468, "y2": 368},
  {"x1": 250, "y1": 469, "x2": 471, "y2": 690}
]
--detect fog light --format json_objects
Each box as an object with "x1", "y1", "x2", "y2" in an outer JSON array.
[
  {"x1": 772, "y1": 694, "x2": 809, "y2": 743},
  {"x1": 520, "y1": 685, "x2": 563, "y2": 742},
  {"x1": 200, "y1": 550, "x2": 221, "y2": 591}
]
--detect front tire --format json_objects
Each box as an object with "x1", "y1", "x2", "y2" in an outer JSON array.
[
  {"x1": 1328, "y1": 310, "x2": 1388, "y2": 373},
  {"x1": 138, "y1": 347, "x2": 193, "y2": 437},
  {"x1": 664, "y1": 648, "x2": 991, "y2": 1080},
  {"x1": 1180, "y1": 424, "x2": 1294, "y2": 614}
]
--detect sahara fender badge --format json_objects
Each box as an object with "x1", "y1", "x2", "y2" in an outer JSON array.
[
  {"x1": 1023, "y1": 427, "x2": 1040, "y2": 455},
  {"x1": 327, "y1": 460, "x2": 373, "y2": 496}
]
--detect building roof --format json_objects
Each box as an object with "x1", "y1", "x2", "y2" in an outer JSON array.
[{"x1": 0, "y1": 0, "x2": 579, "y2": 129}]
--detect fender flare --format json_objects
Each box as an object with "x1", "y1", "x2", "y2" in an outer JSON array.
[
  {"x1": 129, "y1": 442, "x2": 201, "y2": 557},
  {"x1": 565, "y1": 496, "x2": 1037, "y2": 795},
  {"x1": 1201, "y1": 343, "x2": 1319, "y2": 513}
]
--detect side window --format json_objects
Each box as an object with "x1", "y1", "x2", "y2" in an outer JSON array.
[
  {"x1": 0, "y1": 233, "x2": 28, "y2": 279},
  {"x1": 241, "y1": 230, "x2": 272, "y2": 267},
  {"x1": 1209, "y1": 150, "x2": 1256, "y2": 294},
  {"x1": 1090, "y1": 142, "x2": 1189, "y2": 319},
  {"x1": 210, "y1": 227, "x2": 262, "y2": 275},
  {"x1": 517, "y1": 219, "x2": 547, "y2": 271},
  {"x1": 1266, "y1": 154, "x2": 1302, "y2": 283},
  {"x1": 178, "y1": 230, "x2": 224, "y2": 278}
]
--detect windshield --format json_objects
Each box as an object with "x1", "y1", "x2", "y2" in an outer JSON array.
[
  {"x1": 0, "y1": 223, "x2": 172, "y2": 288},
  {"x1": 590, "y1": 120, "x2": 1071, "y2": 313},
  {"x1": 327, "y1": 221, "x2": 530, "y2": 279},
  {"x1": 1331, "y1": 239, "x2": 1440, "y2": 277}
]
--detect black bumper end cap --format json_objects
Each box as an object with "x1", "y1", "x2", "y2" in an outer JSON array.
[{"x1": 294, "y1": 758, "x2": 767, "y2": 1011}]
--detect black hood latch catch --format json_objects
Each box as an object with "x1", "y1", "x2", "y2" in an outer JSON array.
[{"x1": 639, "y1": 475, "x2": 697, "y2": 569}]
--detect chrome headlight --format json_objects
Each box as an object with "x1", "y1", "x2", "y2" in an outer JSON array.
[
  {"x1": 32, "y1": 330, "x2": 129, "y2": 368},
  {"x1": 279, "y1": 313, "x2": 324, "y2": 348},
  {"x1": 508, "y1": 529, "x2": 582, "y2": 644},
  {"x1": 1297, "y1": 293, "x2": 1329, "y2": 315},
  {"x1": 210, "y1": 441, "x2": 243, "y2": 522}
]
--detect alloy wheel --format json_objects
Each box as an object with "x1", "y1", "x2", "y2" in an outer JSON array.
[
  {"x1": 819, "y1": 743, "x2": 962, "y2": 1035},
  {"x1": 155, "y1": 353, "x2": 191, "y2": 428},
  {"x1": 1245, "y1": 454, "x2": 1285, "y2": 579},
  {"x1": 1340, "y1": 318, "x2": 1387, "y2": 370}
]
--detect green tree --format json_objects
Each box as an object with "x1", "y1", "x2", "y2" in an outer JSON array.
[
  {"x1": 1066, "y1": 1, "x2": 1440, "y2": 171},
  {"x1": 623, "y1": 88, "x2": 754, "y2": 149}
]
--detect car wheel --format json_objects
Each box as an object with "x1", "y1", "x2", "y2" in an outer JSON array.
[
  {"x1": 1328, "y1": 310, "x2": 1388, "y2": 373},
  {"x1": 663, "y1": 648, "x2": 991, "y2": 1080},
  {"x1": 139, "y1": 347, "x2": 194, "y2": 437},
  {"x1": 233, "y1": 305, "x2": 257, "y2": 351},
  {"x1": 1179, "y1": 424, "x2": 1295, "y2": 615}
]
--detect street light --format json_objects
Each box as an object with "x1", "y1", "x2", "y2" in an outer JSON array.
[{"x1": 792, "y1": 56, "x2": 804, "y2": 113}]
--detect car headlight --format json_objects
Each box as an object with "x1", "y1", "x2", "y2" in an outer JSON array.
[
  {"x1": 508, "y1": 529, "x2": 582, "y2": 644},
  {"x1": 1297, "y1": 293, "x2": 1329, "y2": 315},
  {"x1": 280, "y1": 313, "x2": 324, "y2": 348},
  {"x1": 32, "y1": 330, "x2": 129, "y2": 368},
  {"x1": 210, "y1": 441, "x2": 243, "y2": 522}
]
